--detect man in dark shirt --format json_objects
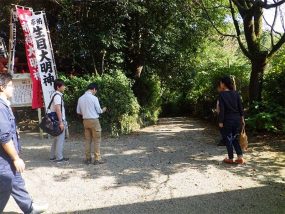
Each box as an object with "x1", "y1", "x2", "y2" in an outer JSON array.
[{"x1": 0, "y1": 73, "x2": 47, "y2": 213}]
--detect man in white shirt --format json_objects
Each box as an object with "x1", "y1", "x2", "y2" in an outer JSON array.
[
  {"x1": 49, "y1": 79, "x2": 69, "y2": 163},
  {"x1": 76, "y1": 83, "x2": 107, "y2": 165}
]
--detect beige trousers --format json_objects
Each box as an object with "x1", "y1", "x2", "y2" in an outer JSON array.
[{"x1": 83, "y1": 119, "x2": 102, "y2": 161}]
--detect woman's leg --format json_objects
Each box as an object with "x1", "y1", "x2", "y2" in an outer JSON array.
[
  {"x1": 222, "y1": 123, "x2": 234, "y2": 159},
  {"x1": 232, "y1": 121, "x2": 243, "y2": 157}
]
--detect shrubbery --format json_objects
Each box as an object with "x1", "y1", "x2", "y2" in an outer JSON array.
[
  {"x1": 186, "y1": 63, "x2": 250, "y2": 119},
  {"x1": 61, "y1": 71, "x2": 140, "y2": 135},
  {"x1": 246, "y1": 67, "x2": 285, "y2": 133},
  {"x1": 246, "y1": 101, "x2": 285, "y2": 133},
  {"x1": 133, "y1": 72, "x2": 162, "y2": 125},
  {"x1": 58, "y1": 58, "x2": 285, "y2": 135}
]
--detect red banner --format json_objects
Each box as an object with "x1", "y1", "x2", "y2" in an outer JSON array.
[{"x1": 16, "y1": 7, "x2": 43, "y2": 109}]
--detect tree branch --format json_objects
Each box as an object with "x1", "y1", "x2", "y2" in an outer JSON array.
[
  {"x1": 245, "y1": 0, "x2": 254, "y2": 8},
  {"x1": 270, "y1": 7, "x2": 278, "y2": 48},
  {"x1": 229, "y1": 0, "x2": 252, "y2": 59},
  {"x1": 279, "y1": 6, "x2": 285, "y2": 31},
  {"x1": 232, "y1": 0, "x2": 250, "y2": 10},
  {"x1": 253, "y1": 5, "x2": 263, "y2": 37},
  {"x1": 199, "y1": 0, "x2": 237, "y2": 38},
  {"x1": 268, "y1": 33, "x2": 285, "y2": 58},
  {"x1": 263, "y1": 15, "x2": 282, "y2": 36},
  {"x1": 263, "y1": 0, "x2": 285, "y2": 9}
]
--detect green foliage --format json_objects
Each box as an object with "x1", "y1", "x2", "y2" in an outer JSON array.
[
  {"x1": 263, "y1": 70, "x2": 285, "y2": 107},
  {"x1": 61, "y1": 71, "x2": 140, "y2": 135},
  {"x1": 2, "y1": 0, "x2": 285, "y2": 136},
  {"x1": 263, "y1": 47, "x2": 285, "y2": 107},
  {"x1": 184, "y1": 35, "x2": 250, "y2": 119},
  {"x1": 249, "y1": 47, "x2": 285, "y2": 133},
  {"x1": 187, "y1": 64, "x2": 250, "y2": 119},
  {"x1": 246, "y1": 102, "x2": 285, "y2": 133},
  {"x1": 133, "y1": 71, "x2": 162, "y2": 125}
]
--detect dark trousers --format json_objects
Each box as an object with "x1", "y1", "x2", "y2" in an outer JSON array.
[
  {"x1": 222, "y1": 119, "x2": 243, "y2": 159},
  {"x1": 0, "y1": 165, "x2": 33, "y2": 214},
  {"x1": 219, "y1": 127, "x2": 226, "y2": 144}
]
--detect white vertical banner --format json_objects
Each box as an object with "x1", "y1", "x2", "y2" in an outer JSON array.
[{"x1": 27, "y1": 11, "x2": 57, "y2": 110}]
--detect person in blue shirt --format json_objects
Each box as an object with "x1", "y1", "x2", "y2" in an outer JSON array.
[{"x1": 0, "y1": 73, "x2": 47, "y2": 213}]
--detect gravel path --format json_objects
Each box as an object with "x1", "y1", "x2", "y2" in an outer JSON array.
[{"x1": 4, "y1": 117, "x2": 285, "y2": 214}]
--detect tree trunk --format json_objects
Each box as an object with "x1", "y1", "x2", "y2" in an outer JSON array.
[
  {"x1": 133, "y1": 54, "x2": 144, "y2": 79},
  {"x1": 249, "y1": 56, "x2": 267, "y2": 104},
  {"x1": 91, "y1": 55, "x2": 99, "y2": 76},
  {"x1": 101, "y1": 49, "x2": 106, "y2": 75}
]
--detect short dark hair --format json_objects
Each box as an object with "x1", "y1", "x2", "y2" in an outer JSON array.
[
  {"x1": 0, "y1": 73, "x2": 13, "y2": 88},
  {"x1": 54, "y1": 79, "x2": 65, "y2": 90},
  {"x1": 220, "y1": 76, "x2": 234, "y2": 90},
  {"x1": 87, "y1": 83, "x2": 98, "y2": 90}
]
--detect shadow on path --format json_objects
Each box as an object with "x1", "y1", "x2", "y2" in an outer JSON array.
[
  {"x1": 20, "y1": 184, "x2": 283, "y2": 214},
  {"x1": 5, "y1": 117, "x2": 284, "y2": 213}
]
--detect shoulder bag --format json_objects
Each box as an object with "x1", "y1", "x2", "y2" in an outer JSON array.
[{"x1": 39, "y1": 93, "x2": 63, "y2": 136}]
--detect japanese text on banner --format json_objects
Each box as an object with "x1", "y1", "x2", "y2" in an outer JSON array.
[
  {"x1": 16, "y1": 7, "x2": 43, "y2": 109},
  {"x1": 27, "y1": 12, "x2": 57, "y2": 110}
]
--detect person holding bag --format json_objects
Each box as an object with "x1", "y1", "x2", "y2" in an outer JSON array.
[
  {"x1": 218, "y1": 76, "x2": 245, "y2": 164},
  {"x1": 49, "y1": 79, "x2": 69, "y2": 163},
  {"x1": 39, "y1": 93, "x2": 64, "y2": 137}
]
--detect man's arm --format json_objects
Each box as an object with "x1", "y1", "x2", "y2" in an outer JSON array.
[
  {"x1": 55, "y1": 104, "x2": 64, "y2": 131},
  {"x1": 53, "y1": 94, "x2": 64, "y2": 130},
  {"x1": 237, "y1": 93, "x2": 245, "y2": 127},
  {"x1": 94, "y1": 97, "x2": 107, "y2": 114},
  {"x1": 218, "y1": 94, "x2": 225, "y2": 127},
  {"x1": 2, "y1": 140, "x2": 25, "y2": 173},
  {"x1": 76, "y1": 100, "x2": 82, "y2": 115}
]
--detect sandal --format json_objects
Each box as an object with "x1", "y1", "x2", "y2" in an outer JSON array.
[
  {"x1": 235, "y1": 158, "x2": 246, "y2": 164},
  {"x1": 223, "y1": 158, "x2": 236, "y2": 164}
]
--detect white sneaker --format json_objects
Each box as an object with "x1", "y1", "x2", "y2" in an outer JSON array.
[{"x1": 30, "y1": 203, "x2": 48, "y2": 214}]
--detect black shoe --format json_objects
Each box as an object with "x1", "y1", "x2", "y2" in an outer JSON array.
[
  {"x1": 55, "y1": 157, "x2": 69, "y2": 163},
  {"x1": 93, "y1": 159, "x2": 106, "y2": 165},
  {"x1": 49, "y1": 157, "x2": 56, "y2": 161}
]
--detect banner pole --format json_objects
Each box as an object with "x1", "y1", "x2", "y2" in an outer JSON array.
[
  {"x1": 0, "y1": 37, "x2": 8, "y2": 58},
  {"x1": 7, "y1": 7, "x2": 17, "y2": 74},
  {"x1": 38, "y1": 108, "x2": 43, "y2": 139}
]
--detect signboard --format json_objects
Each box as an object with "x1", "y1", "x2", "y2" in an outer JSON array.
[
  {"x1": 7, "y1": 6, "x2": 58, "y2": 110},
  {"x1": 10, "y1": 73, "x2": 32, "y2": 107}
]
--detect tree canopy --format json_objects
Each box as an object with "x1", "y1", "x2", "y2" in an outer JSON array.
[{"x1": 1, "y1": 0, "x2": 285, "y2": 133}]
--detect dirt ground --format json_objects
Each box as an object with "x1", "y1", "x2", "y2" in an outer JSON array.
[{"x1": 3, "y1": 117, "x2": 285, "y2": 214}]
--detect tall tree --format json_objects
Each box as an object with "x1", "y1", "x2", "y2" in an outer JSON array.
[{"x1": 200, "y1": 0, "x2": 285, "y2": 103}]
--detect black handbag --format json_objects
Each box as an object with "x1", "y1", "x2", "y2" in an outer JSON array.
[{"x1": 39, "y1": 93, "x2": 64, "y2": 136}]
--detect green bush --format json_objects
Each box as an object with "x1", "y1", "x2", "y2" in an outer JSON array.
[
  {"x1": 133, "y1": 72, "x2": 162, "y2": 125},
  {"x1": 252, "y1": 51, "x2": 285, "y2": 133},
  {"x1": 246, "y1": 101, "x2": 285, "y2": 133},
  {"x1": 161, "y1": 90, "x2": 191, "y2": 117},
  {"x1": 187, "y1": 64, "x2": 250, "y2": 119},
  {"x1": 60, "y1": 71, "x2": 140, "y2": 135},
  {"x1": 263, "y1": 69, "x2": 285, "y2": 107}
]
